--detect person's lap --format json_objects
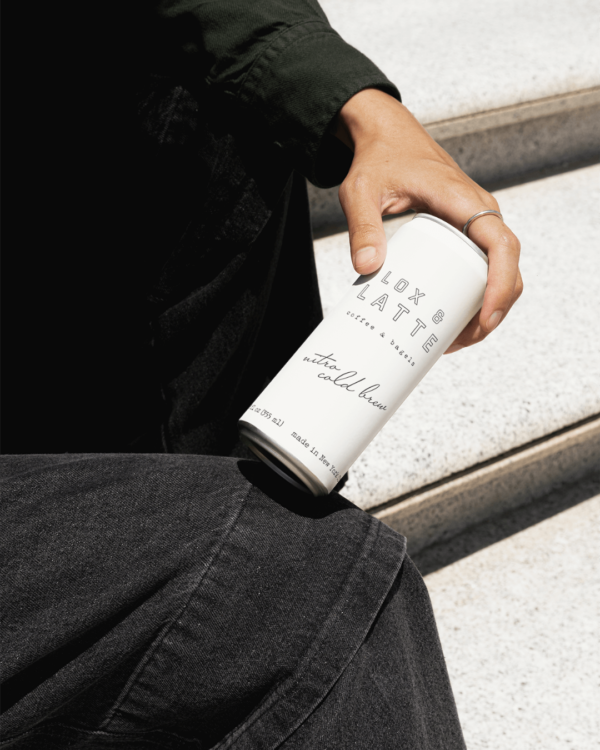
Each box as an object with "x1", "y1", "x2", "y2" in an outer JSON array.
[{"x1": 0, "y1": 453, "x2": 464, "y2": 749}]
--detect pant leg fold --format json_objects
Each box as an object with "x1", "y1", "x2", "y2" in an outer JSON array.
[{"x1": 1, "y1": 455, "x2": 463, "y2": 749}]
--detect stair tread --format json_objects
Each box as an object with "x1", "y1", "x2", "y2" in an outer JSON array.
[
  {"x1": 321, "y1": 0, "x2": 600, "y2": 124},
  {"x1": 313, "y1": 163, "x2": 600, "y2": 509}
]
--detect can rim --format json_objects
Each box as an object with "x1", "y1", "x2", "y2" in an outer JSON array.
[
  {"x1": 239, "y1": 422, "x2": 330, "y2": 497},
  {"x1": 412, "y1": 213, "x2": 489, "y2": 264}
]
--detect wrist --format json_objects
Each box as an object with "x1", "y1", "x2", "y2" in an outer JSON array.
[{"x1": 333, "y1": 88, "x2": 407, "y2": 151}]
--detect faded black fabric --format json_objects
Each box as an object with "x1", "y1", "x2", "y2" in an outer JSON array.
[
  {"x1": 3, "y1": 0, "x2": 399, "y2": 456},
  {"x1": 128, "y1": 0, "x2": 401, "y2": 187},
  {"x1": 3, "y1": 79, "x2": 322, "y2": 456},
  {"x1": 0, "y1": 454, "x2": 465, "y2": 748},
  {"x1": 139, "y1": 80, "x2": 326, "y2": 457},
  {"x1": 280, "y1": 562, "x2": 466, "y2": 749}
]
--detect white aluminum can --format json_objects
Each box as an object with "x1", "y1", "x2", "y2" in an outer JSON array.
[{"x1": 238, "y1": 213, "x2": 489, "y2": 496}]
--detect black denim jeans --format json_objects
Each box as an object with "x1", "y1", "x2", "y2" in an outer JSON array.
[{"x1": 1, "y1": 454, "x2": 465, "y2": 748}]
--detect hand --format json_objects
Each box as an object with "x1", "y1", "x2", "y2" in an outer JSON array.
[{"x1": 333, "y1": 88, "x2": 523, "y2": 352}]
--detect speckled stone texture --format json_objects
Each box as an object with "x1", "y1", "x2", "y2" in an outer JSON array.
[
  {"x1": 417, "y1": 474, "x2": 600, "y2": 750},
  {"x1": 434, "y1": 105, "x2": 600, "y2": 185},
  {"x1": 320, "y1": 0, "x2": 600, "y2": 124},
  {"x1": 309, "y1": 1, "x2": 600, "y2": 229},
  {"x1": 375, "y1": 418, "x2": 600, "y2": 555},
  {"x1": 313, "y1": 164, "x2": 600, "y2": 509}
]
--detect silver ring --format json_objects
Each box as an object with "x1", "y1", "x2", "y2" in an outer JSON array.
[{"x1": 462, "y1": 210, "x2": 503, "y2": 236}]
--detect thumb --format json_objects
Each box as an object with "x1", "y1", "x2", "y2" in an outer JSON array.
[{"x1": 339, "y1": 182, "x2": 387, "y2": 275}]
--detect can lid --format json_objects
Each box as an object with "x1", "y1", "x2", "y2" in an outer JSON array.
[
  {"x1": 412, "y1": 213, "x2": 489, "y2": 264},
  {"x1": 239, "y1": 423, "x2": 331, "y2": 497}
]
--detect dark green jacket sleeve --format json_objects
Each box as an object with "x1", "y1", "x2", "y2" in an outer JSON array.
[{"x1": 152, "y1": 0, "x2": 401, "y2": 187}]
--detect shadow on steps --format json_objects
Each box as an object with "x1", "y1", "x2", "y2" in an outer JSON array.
[{"x1": 412, "y1": 472, "x2": 600, "y2": 577}]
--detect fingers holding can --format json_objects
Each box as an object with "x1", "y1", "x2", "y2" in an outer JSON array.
[
  {"x1": 443, "y1": 207, "x2": 522, "y2": 353},
  {"x1": 467, "y1": 212, "x2": 522, "y2": 335}
]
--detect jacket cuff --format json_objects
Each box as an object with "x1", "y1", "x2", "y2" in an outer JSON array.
[{"x1": 235, "y1": 20, "x2": 401, "y2": 188}]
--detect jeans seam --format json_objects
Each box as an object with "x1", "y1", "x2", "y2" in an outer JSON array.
[
  {"x1": 0, "y1": 721, "x2": 201, "y2": 747},
  {"x1": 99, "y1": 482, "x2": 251, "y2": 731},
  {"x1": 213, "y1": 517, "x2": 406, "y2": 748}
]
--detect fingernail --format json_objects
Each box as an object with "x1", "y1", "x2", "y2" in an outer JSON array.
[
  {"x1": 445, "y1": 344, "x2": 464, "y2": 355},
  {"x1": 487, "y1": 311, "x2": 503, "y2": 332},
  {"x1": 354, "y1": 246, "x2": 377, "y2": 268}
]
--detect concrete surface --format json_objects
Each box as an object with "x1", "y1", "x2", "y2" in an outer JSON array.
[
  {"x1": 374, "y1": 416, "x2": 600, "y2": 554},
  {"x1": 308, "y1": 2, "x2": 600, "y2": 228},
  {"x1": 320, "y1": 0, "x2": 600, "y2": 124},
  {"x1": 414, "y1": 473, "x2": 600, "y2": 750},
  {"x1": 424, "y1": 88, "x2": 600, "y2": 142},
  {"x1": 314, "y1": 163, "x2": 600, "y2": 510},
  {"x1": 432, "y1": 102, "x2": 600, "y2": 185}
]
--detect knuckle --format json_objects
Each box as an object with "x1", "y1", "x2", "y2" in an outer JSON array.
[
  {"x1": 515, "y1": 276, "x2": 524, "y2": 298},
  {"x1": 338, "y1": 181, "x2": 351, "y2": 206},
  {"x1": 505, "y1": 228, "x2": 521, "y2": 250},
  {"x1": 483, "y1": 193, "x2": 500, "y2": 212},
  {"x1": 497, "y1": 228, "x2": 521, "y2": 255},
  {"x1": 340, "y1": 172, "x2": 372, "y2": 199}
]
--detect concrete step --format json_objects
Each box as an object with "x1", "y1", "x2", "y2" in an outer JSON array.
[
  {"x1": 322, "y1": 0, "x2": 600, "y2": 124},
  {"x1": 412, "y1": 473, "x2": 600, "y2": 749},
  {"x1": 374, "y1": 415, "x2": 600, "y2": 553},
  {"x1": 313, "y1": 163, "x2": 600, "y2": 537},
  {"x1": 309, "y1": 0, "x2": 600, "y2": 229}
]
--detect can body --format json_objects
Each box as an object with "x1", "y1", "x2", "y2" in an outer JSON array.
[{"x1": 238, "y1": 214, "x2": 489, "y2": 496}]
